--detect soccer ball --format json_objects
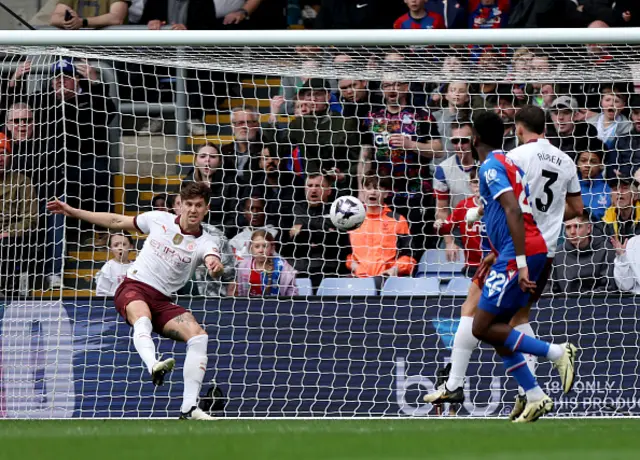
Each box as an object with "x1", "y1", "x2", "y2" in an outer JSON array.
[{"x1": 330, "y1": 196, "x2": 366, "y2": 231}]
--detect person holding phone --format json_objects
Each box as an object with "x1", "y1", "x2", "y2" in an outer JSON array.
[{"x1": 50, "y1": 0, "x2": 129, "y2": 29}]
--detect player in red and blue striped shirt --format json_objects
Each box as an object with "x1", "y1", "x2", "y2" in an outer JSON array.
[
  {"x1": 393, "y1": 0, "x2": 445, "y2": 30},
  {"x1": 473, "y1": 112, "x2": 577, "y2": 422}
]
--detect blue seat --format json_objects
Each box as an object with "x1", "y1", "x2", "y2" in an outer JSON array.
[
  {"x1": 381, "y1": 277, "x2": 441, "y2": 296},
  {"x1": 416, "y1": 249, "x2": 465, "y2": 276},
  {"x1": 295, "y1": 278, "x2": 313, "y2": 296},
  {"x1": 316, "y1": 277, "x2": 377, "y2": 296},
  {"x1": 442, "y1": 277, "x2": 473, "y2": 296}
]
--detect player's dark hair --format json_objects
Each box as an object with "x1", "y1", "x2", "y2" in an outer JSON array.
[
  {"x1": 472, "y1": 111, "x2": 504, "y2": 150},
  {"x1": 363, "y1": 174, "x2": 392, "y2": 191},
  {"x1": 180, "y1": 181, "x2": 212, "y2": 203},
  {"x1": 515, "y1": 105, "x2": 546, "y2": 135}
]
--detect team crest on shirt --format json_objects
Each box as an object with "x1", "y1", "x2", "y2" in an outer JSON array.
[
  {"x1": 186, "y1": 242, "x2": 196, "y2": 251},
  {"x1": 173, "y1": 234, "x2": 184, "y2": 245}
]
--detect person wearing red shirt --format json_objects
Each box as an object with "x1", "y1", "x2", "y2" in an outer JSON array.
[
  {"x1": 394, "y1": 0, "x2": 445, "y2": 29},
  {"x1": 435, "y1": 167, "x2": 485, "y2": 275}
]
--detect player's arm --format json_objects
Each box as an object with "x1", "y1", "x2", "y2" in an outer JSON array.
[
  {"x1": 47, "y1": 198, "x2": 136, "y2": 231},
  {"x1": 498, "y1": 191, "x2": 536, "y2": 292},
  {"x1": 564, "y1": 173, "x2": 584, "y2": 221},
  {"x1": 564, "y1": 194, "x2": 584, "y2": 221}
]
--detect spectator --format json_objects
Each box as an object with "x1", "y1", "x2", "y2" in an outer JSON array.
[
  {"x1": 612, "y1": 233, "x2": 640, "y2": 293},
  {"x1": 546, "y1": 96, "x2": 599, "y2": 160},
  {"x1": 315, "y1": 0, "x2": 405, "y2": 29},
  {"x1": 433, "y1": 121, "x2": 475, "y2": 260},
  {"x1": 279, "y1": 78, "x2": 360, "y2": 187},
  {"x1": 468, "y1": 0, "x2": 510, "y2": 29},
  {"x1": 221, "y1": 106, "x2": 271, "y2": 184},
  {"x1": 610, "y1": 94, "x2": 640, "y2": 181},
  {"x1": 576, "y1": 143, "x2": 611, "y2": 221},
  {"x1": 601, "y1": 177, "x2": 640, "y2": 243},
  {"x1": 244, "y1": 143, "x2": 296, "y2": 231},
  {"x1": 192, "y1": 223, "x2": 236, "y2": 297},
  {"x1": 433, "y1": 82, "x2": 473, "y2": 157},
  {"x1": 10, "y1": 58, "x2": 115, "y2": 244},
  {"x1": 587, "y1": 89, "x2": 631, "y2": 148},
  {"x1": 548, "y1": 211, "x2": 615, "y2": 294},
  {"x1": 393, "y1": 0, "x2": 445, "y2": 29},
  {"x1": 580, "y1": 1, "x2": 640, "y2": 28},
  {"x1": 50, "y1": 0, "x2": 128, "y2": 29},
  {"x1": 288, "y1": 172, "x2": 348, "y2": 288},
  {"x1": 229, "y1": 196, "x2": 279, "y2": 261},
  {"x1": 367, "y1": 73, "x2": 443, "y2": 248},
  {"x1": 166, "y1": 193, "x2": 181, "y2": 215},
  {"x1": 5, "y1": 102, "x2": 63, "y2": 289},
  {"x1": 183, "y1": 143, "x2": 239, "y2": 235},
  {"x1": 493, "y1": 83, "x2": 520, "y2": 151},
  {"x1": 151, "y1": 193, "x2": 168, "y2": 212},
  {"x1": 434, "y1": 167, "x2": 484, "y2": 276},
  {"x1": 232, "y1": 230, "x2": 298, "y2": 296},
  {"x1": 0, "y1": 134, "x2": 38, "y2": 294},
  {"x1": 95, "y1": 233, "x2": 133, "y2": 296},
  {"x1": 347, "y1": 175, "x2": 416, "y2": 278},
  {"x1": 334, "y1": 54, "x2": 379, "y2": 135}
]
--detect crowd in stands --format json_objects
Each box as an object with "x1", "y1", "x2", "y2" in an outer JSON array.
[{"x1": 3, "y1": 0, "x2": 640, "y2": 297}]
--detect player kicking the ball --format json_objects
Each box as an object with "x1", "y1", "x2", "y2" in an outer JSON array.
[
  {"x1": 47, "y1": 182, "x2": 223, "y2": 420},
  {"x1": 424, "y1": 110, "x2": 579, "y2": 422}
]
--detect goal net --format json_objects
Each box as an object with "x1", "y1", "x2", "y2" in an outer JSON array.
[{"x1": 0, "y1": 29, "x2": 639, "y2": 418}]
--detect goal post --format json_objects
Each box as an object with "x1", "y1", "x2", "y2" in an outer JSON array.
[{"x1": 0, "y1": 28, "x2": 639, "y2": 418}]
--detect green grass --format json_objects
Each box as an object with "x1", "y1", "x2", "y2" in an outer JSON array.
[{"x1": 0, "y1": 419, "x2": 638, "y2": 460}]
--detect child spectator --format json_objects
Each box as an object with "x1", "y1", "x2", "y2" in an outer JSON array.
[
  {"x1": 576, "y1": 142, "x2": 611, "y2": 220},
  {"x1": 229, "y1": 196, "x2": 279, "y2": 262},
  {"x1": 434, "y1": 168, "x2": 484, "y2": 276},
  {"x1": 347, "y1": 176, "x2": 416, "y2": 278},
  {"x1": 233, "y1": 230, "x2": 298, "y2": 297},
  {"x1": 95, "y1": 233, "x2": 133, "y2": 296},
  {"x1": 166, "y1": 194, "x2": 181, "y2": 215},
  {"x1": 468, "y1": 0, "x2": 510, "y2": 29},
  {"x1": 587, "y1": 89, "x2": 631, "y2": 148},
  {"x1": 393, "y1": 0, "x2": 445, "y2": 29},
  {"x1": 151, "y1": 193, "x2": 168, "y2": 212},
  {"x1": 601, "y1": 177, "x2": 640, "y2": 243},
  {"x1": 433, "y1": 82, "x2": 473, "y2": 157}
]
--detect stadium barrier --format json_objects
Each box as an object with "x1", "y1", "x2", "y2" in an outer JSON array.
[{"x1": 1, "y1": 295, "x2": 638, "y2": 418}]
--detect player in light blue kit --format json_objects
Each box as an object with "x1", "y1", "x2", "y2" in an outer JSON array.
[{"x1": 470, "y1": 112, "x2": 577, "y2": 422}]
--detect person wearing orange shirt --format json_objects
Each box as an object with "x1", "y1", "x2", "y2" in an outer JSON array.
[{"x1": 347, "y1": 175, "x2": 416, "y2": 277}]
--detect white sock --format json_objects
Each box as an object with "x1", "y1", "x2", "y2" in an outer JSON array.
[
  {"x1": 446, "y1": 316, "x2": 479, "y2": 391},
  {"x1": 514, "y1": 323, "x2": 538, "y2": 396},
  {"x1": 133, "y1": 317, "x2": 158, "y2": 374},
  {"x1": 525, "y1": 385, "x2": 546, "y2": 402},
  {"x1": 181, "y1": 334, "x2": 209, "y2": 413},
  {"x1": 547, "y1": 343, "x2": 565, "y2": 361}
]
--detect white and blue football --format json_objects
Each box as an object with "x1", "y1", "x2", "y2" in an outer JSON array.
[{"x1": 330, "y1": 196, "x2": 366, "y2": 231}]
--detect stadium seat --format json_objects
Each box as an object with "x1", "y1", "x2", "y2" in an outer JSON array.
[
  {"x1": 381, "y1": 277, "x2": 440, "y2": 296},
  {"x1": 416, "y1": 249, "x2": 465, "y2": 276},
  {"x1": 442, "y1": 277, "x2": 473, "y2": 296},
  {"x1": 295, "y1": 278, "x2": 314, "y2": 296},
  {"x1": 316, "y1": 277, "x2": 377, "y2": 296}
]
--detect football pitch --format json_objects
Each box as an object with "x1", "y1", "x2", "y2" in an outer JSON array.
[{"x1": 1, "y1": 419, "x2": 638, "y2": 460}]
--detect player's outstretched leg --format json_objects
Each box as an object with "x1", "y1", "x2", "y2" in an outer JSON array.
[
  {"x1": 424, "y1": 283, "x2": 482, "y2": 405},
  {"x1": 132, "y1": 316, "x2": 162, "y2": 378}
]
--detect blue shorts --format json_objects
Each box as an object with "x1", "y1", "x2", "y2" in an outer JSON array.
[{"x1": 478, "y1": 253, "x2": 548, "y2": 316}]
